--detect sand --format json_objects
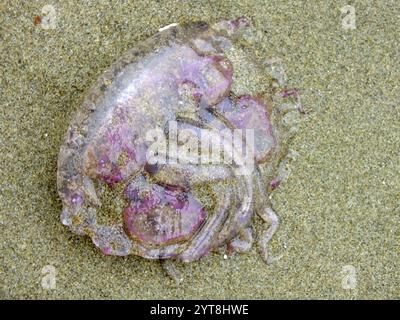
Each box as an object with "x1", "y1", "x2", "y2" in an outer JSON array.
[{"x1": 0, "y1": 0, "x2": 399, "y2": 299}]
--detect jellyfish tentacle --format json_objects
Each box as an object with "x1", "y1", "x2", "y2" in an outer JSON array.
[
  {"x1": 227, "y1": 227, "x2": 254, "y2": 254},
  {"x1": 145, "y1": 109, "x2": 255, "y2": 261},
  {"x1": 253, "y1": 168, "x2": 280, "y2": 264},
  {"x1": 257, "y1": 207, "x2": 279, "y2": 264},
  {"x1": 178, "y1": 186, "x2": 232, "y2": 262},
  {"x1": 161, "y1": 260, "x2": 183, "y2": 284}
]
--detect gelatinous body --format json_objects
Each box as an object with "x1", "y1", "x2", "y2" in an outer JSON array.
[{"x1": 57, "y1": 17, "x2": 301, "y2": 264}]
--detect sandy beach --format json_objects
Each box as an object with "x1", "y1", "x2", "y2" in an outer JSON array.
[{"x1": 0, "y1": 0, "x2": 399, "y2": 299}]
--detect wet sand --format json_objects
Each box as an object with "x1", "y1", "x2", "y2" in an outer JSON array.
[{"x1": 0, "y1": 0, "x2": 399, "y2": 299}]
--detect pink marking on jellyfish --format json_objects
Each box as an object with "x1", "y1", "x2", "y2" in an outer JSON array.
[
  {"x1": 215, "y1": 95, "x2": 276, "y2": 162},
  {"x1": 71, "y1": 193, "x2": 84, "y2": 207},
  {"x1": 102, "y1": 246, "x2": 113, "y2": 255},
  {"x1": 269, "y1": 179, "x2": 281, "y2": 190},
  {"x1": 180, "y1": 53, "x2": 233, "y2": 106},
  {"x1": 123, "y1": 182, "x2": 207, "y2": 246},
  {"x1": 95, "y1": 119, "x2": 146, "y2": 186}
]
